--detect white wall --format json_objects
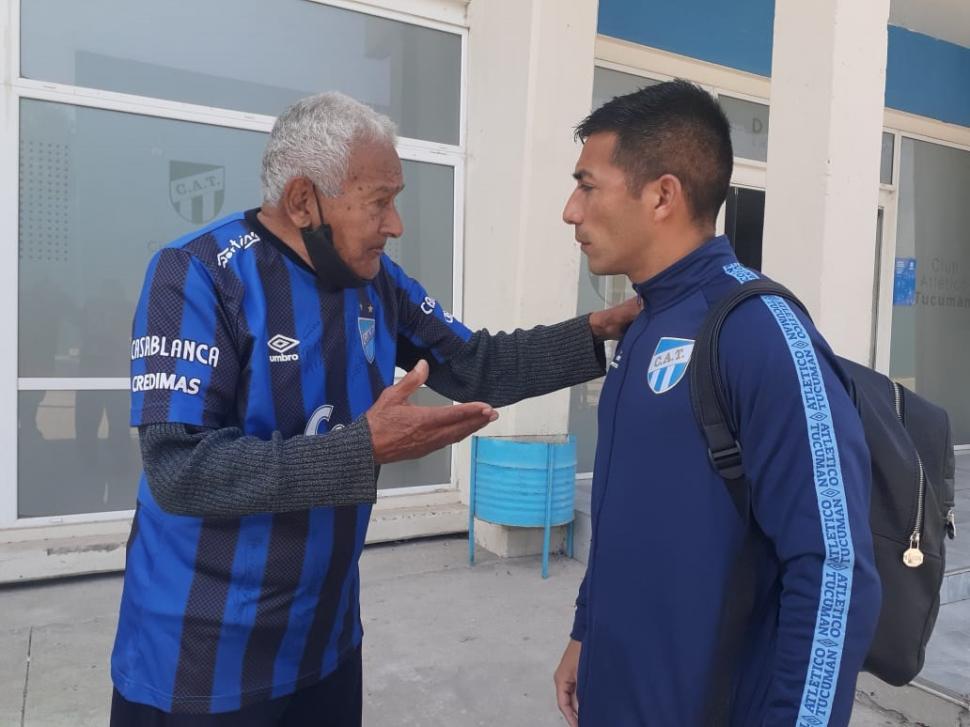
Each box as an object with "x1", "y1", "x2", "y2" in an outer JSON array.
[
  {"x1": 762, "y1": 0, "x2": 891, "y2": 363},
  {"x1": 460, "y1": 0, "x2": 599, "y2": 553}
]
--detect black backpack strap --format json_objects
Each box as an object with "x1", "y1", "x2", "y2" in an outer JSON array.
[
  {"x1": 692, "y1": 279, "x2": 810, "y2": 726},
  {"x1": 689, "y1": 279, "x2": 809, "y2": 506}
]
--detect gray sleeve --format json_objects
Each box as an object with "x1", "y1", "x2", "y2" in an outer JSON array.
[
  {"x1": 139, "y1": 418, "x2": 378, "y2": 518},
  {"x1": 425, "y1": 315, "x2": 606, "y2": 407}
]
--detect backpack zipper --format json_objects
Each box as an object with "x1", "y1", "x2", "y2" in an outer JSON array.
[{"x1": 893, "y1": 381, "x2": 926, "y2": 568}]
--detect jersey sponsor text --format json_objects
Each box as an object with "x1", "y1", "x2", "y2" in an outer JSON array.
[
  {"x1": 131, "y1": 372, "x2": 202, "y2": 395},
  {"x1": 131, "y1": 335, "x2": 220, "y2": 367}
]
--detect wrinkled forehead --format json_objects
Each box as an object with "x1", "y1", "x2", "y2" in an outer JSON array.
[{"x1": 344, "y1": 139, "x2": 404, "y2": 194}]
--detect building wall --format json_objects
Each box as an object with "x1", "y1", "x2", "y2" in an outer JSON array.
[
  {"x1": 598, "y1": 0, "x2": 970, "y2": 129},
  {"x1": 3, "y1": 0, "x2": 969, "y2": 576},
  {"x1": 590, "y1": 0, "x2": 970, "y2": 444},
  {"x1": 886, "y1": 26, "x2": 970, "y2": 128},
  {"x1": 0, "y1": 0, "x2": 478, "y2": 573},
  {"x1": 597, "y1": 0, "x2": 775, "y2": 76}
]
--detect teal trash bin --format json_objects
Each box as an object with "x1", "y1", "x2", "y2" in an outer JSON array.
[{"x1": 468, "y1": 434, "x2": 576, "y2": 578}]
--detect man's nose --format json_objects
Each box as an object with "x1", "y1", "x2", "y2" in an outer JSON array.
[
  {"x1": 384, "y1": 204, "x2": 404, "y2": 238},
  {"x1": 563, "y1": 189, "x2": 582, "y2": 225}
]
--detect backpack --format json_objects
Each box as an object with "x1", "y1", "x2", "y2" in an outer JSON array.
[{"x1": 692, "y1": 279, "x2": 957, "y2": 721}]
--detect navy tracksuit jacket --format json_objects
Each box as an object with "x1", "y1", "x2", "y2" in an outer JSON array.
[{"x1": 572, "y1": 237, "x2": 881, "y2": 726}]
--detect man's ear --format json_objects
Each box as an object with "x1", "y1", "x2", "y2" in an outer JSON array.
[
  {"x1": 651, "y1": 174, "x2": 684, "y2": 223},
  {"x1": 281, "y1": 177, "x2": 317, "y2": 229}
]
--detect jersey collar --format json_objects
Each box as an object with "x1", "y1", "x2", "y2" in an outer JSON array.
[{"x1": 632, "y1": 235, "x2": 738, "y2": 313}]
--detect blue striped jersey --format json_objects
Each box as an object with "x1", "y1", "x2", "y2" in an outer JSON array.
[{"x1": 112, "y1": 210, "x2": 472, "y2": 713}]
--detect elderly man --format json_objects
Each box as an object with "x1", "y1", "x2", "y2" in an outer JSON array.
[{"x1": 110, "y1": 92, "x2": 637, "y2": 726}]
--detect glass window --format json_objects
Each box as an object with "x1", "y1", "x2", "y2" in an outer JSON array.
[
  {"x1": 379, "y1": 387, "x2": 452, "y2": 489},
  {"x1": 18, "y1": 389, "x2": 140, "y2": 517},
  {"x1": 386, "y1": 161, "x2": 455, "y2": 310},
  {"x1": 890, "y1": 138, "x2": 970, "y2": 444},
  {"x1": 19, "y1": 99, "x2": 268, "y2": 379},
  {"x1": 17, "y1": 100, "x2": 460, "y2": 512},
  {"x1": 18, "y1": 101, "x2": 457, "y2": 379},
  {"x1": 592, "y1": 67, "x2": 658, "y2": 111},
  {"x1": 17, "y1": 386, "x2": 452, "y2": 512},
  {"x1": 881, "y1": 132, "x2": 895, "y2": 185},
  {"x1": 570, "y1": 67, "x2": 649, "y2": 473},
  {"x1": 724, "y1": 186, "x2": 766, "y2": 271},
  {"x1": 719, "y1": 96, "x2": 770, "y2": 162},
  {"x1": 592, "y1": 71, "x2": 771, "y2": 163},
  {"x1": 871, "y1": 208, "x2": 884, "y2": 367},
  {"x1": 21, "y1": 0, "x2": 461, "y2": 144},
  {"x1": 568, "y1": 255, "x2": 630, "y2": 473}
]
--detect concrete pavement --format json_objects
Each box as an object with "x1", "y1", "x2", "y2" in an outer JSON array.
[{"x1": 0, "y1": 537, "x2": 960, "y2": 726}]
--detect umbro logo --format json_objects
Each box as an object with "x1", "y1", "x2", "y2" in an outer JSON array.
[{"x1": 268, "y1": 334, "x2": 299, "y2": 363}]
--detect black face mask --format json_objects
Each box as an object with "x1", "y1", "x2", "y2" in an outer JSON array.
[{"x1": 301, "y1": 188, "x2": 369, "y2": 290}]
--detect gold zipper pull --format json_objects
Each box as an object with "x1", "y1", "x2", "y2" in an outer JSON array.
[{"x1": 903, "y1": 534, "x2": 924, "y2": 568}]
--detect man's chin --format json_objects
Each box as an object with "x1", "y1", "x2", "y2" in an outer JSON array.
[
  {"x1": 348, "y1": 256, "x2": 383, "y2": 281},
  {"x1": 357, "y1": 263, "x2": 382, "y2": 280},
  {"x1": 587, "y1": 259, "x2": 619, "y2": 277}
]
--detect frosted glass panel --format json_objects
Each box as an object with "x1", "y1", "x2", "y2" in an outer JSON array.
[
  {"x1": 21, "y1": 0, "x2": 460, "y2": 143},
  {"x1": 592, "y1": 67, "x2": 658, "y2": 111},
  {"x1": 385, "y1": 161, "x2": 454, "y2": 310},
  {"x1": 881, "y1": 132, "x2": 894, "y2": 185},
  {"x1": 719, "y1": 96, "x2": 769, "y2": 162},
  {"x1": 19, "y1": 390, "x2": 140, "y2": 516},
  {"x1": 568, "y1": 255, "x2": 630, "y2": 474},
  {"x1": 890, "y1": 138, "x2": 970, "y2": 443},
  {"x1": 18, "y1": 100, "x2": 267, "y2": 378},
  {"x1": 379, "y1": 388, "x2": 452, "y2": 489},
  {"x1": 19, "y1": 100, "x2": 456, "y2": 378}
]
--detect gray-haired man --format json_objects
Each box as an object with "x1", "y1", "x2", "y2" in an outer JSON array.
[{"x1": 110, "y1": 92, "x2": 638, "y2": 726}]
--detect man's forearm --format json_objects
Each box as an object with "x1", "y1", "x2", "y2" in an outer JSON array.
[
  {"x1": 140, "y1": 419, "x2": 378, "y2": 518},
  {"x1": 423, "y1": 315, "x2": 606, "y2": 408},
  {"x1": 764, "y1": 552, "x2": 880, "y2": 725}
]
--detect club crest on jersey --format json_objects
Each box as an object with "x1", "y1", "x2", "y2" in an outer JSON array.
[
  {"x1": 647, "y1": 337, "x2": 694, "y2": 394},
  {"x1": 358, "y1": 317, "x2": 376, "y2": 363}
]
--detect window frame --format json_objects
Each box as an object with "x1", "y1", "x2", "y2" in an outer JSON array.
[
  {"x1": 871, "y1": 130, "x2": 970, "y2": 450},
  {"x1": 0, "y1": 0, "x2": 469, "y2": 529}
]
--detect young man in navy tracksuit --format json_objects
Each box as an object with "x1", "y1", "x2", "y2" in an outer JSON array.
[{"x1": 553, "y1": 81, "x2": 882, "y2": 726}]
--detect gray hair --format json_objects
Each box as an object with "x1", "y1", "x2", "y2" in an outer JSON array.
[{"x1": 261, "y1": 92, "x2": 397, "y2": 203}]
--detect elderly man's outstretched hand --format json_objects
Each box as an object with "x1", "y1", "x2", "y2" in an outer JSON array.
[
  {"x1": 366, "y1": 360, "x2": 498, "y2": 464},
  {"x1": 588, "y1": 295, "x2": 642, "y2": 341}
]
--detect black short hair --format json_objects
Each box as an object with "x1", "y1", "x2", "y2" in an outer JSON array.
[{"x1": 576, "y1": 80, "x2": 733, "y2": 225}]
